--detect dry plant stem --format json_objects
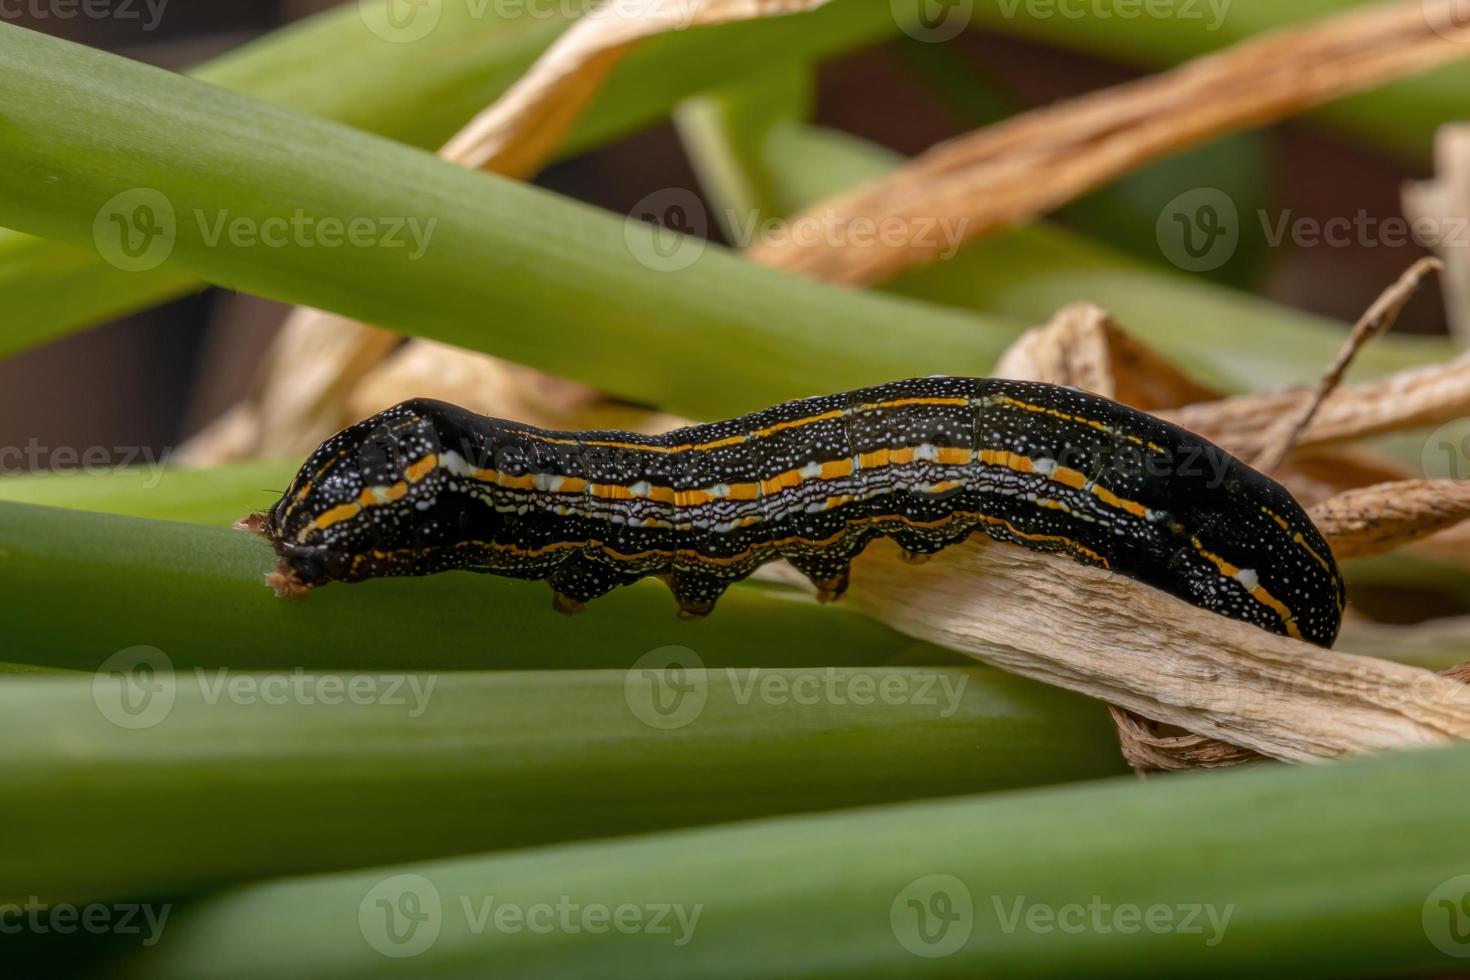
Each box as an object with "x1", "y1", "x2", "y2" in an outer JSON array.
[
  {"x1": 1166, "y1": 353, "x2": 1470, "y2": 463},
  {"x1": 1404, "y1": 125, "x2": 1470, "y2": 347},
  {"x1": 1251, "y1": 258, "x2": 1441, "y2": 473},
  {"x1": 185, "y1": 0, "x2": 827, "y2": 463},
  {"x1": 746, "y1": 0, "x2": 1470, "y2": 283},
  {"x1": 841, "y1": 538, "x2": 1470, "y2": 762},
  {"x1": 969, "y1": 302, "x2": 1470, "y2": 769},
  {"x1": 1309, "y1": 479, "x2": 1470, "y2": 560}
]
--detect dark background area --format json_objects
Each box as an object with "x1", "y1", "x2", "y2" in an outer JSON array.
[{"x1": 0, "y1": 0, "x2": 1447, "y2": 468}]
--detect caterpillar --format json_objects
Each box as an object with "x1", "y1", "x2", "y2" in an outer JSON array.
[{"x1": 248, "y1": 377, "x2": 1345, "y2": 646}]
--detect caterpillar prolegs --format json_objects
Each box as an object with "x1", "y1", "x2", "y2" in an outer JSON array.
[{"x1": 251, "y1": 377, "x2": 1345, "y2": 647}]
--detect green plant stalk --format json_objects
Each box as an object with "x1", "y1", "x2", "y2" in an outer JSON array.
[
  {"x1": 0, "y1": 0, "x2": 903, "y2": 356},
  {"x1": 673, "y1": 65, "x2": 815, "y2": 242},
  {"x1": 0, "y1": 501, "x2": 934, "y2": 672},
  {"x1": 0, "y1": 461, "x2": 297, "y2": 528},
  {"x1": 762, "y1": 124, "x2": 1453, "y2": 392},
  {"x1": 7, "y1": 2, "x2": 1468, "y2": 362},
  {"x1": 2, "y1": 667, "x2": 1123, "y2": 905},
  {"x1": 95, "y1": 742, "x2": 1470, "y2": 979},
  {"x1": 0, "y1": 24, "x2": 1029, "y2": 420}
]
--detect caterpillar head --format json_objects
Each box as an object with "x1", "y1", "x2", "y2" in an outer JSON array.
[{"x1": 241, "y1": 400, "x2": 453, "y2": 598}]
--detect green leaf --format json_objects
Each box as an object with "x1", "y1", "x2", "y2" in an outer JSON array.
[
  {"x1": 1, "y1": 666, "x2": 1123, "y2": 905},
  {"x1": 0, "y1": 501, "x2": 931, "y2": 672},
  {"x1": 0, "y1": 24, "x2": 1024, "y2": 419},
  {"x1": 0, "y1": 0, "x2": 903, "y2": 356},
  {"x1": 95, "y1": 742, "x2": 1470, "y2": 978}
]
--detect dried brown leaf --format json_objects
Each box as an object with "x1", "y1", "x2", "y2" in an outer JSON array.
[
  {"x1": 993, "y1": 302, "x2": 1223, "y2": 409},
  {"x1": 746, "y1": 0, "x2": 1470, "y2": 283},
  {"x1": 1161, "y1": 355, "x2": 1470, "y2": 463}
]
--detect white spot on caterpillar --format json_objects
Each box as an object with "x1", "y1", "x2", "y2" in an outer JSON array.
[
  {"x1": 1032, "y1": 457, "x2": 1057, "y2": 477},
  {"x1": 1235, "y1": 568, "x2": 1259, "y2": 591},
  {"x1": 706, "y1": 483, "x2": 731, "y2": 499},
  {"x1": 914, "y1": 443, "x2": 939, "y2": 461},
  {"x1": 533, "y1": 473, "x2": 565, "y2": 492},
  {"x1": 442, "y1": 450, "x2": 472, "y2": 477},
  {"x1": 629, "y1": 480, "x2": 653, "y2": 498},
  {"x1": 800, "y1": 462, "x2": 823, "y2": 479}
]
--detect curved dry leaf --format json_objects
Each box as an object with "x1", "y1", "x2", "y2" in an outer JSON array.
[
  {"x1": 993, "y1": 302, "x2": 1223, "y2": 409},
  {"x1": 746, "y1": 0, "x2": 1470, "y2": 283},
  {"x1": 443, "y1": 0, "x2": 831, "y2": 177},
  {"x1": 183, "y1": 308, "x2": 400, "y2": 463},
  {"x1": 1108, "y1": 706, "x2": 1263, "y2": 772},
  {"x1": 1309, "y1": 479, "x2": 1470, "y2": 561}
]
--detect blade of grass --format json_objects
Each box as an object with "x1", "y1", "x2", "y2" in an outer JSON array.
[
  {"x1": 2, "y1": 667, "x2": 1123, "y2": 905},
  {"x1": 0, "y1": 24, "x2": 1024, "y2": 420},
  {"x1": 95, "y1": 741, "x2": 1470, "y2": 979},
  {"x1": 0, "y1": 501, "x2": 927, "y2": 672}
]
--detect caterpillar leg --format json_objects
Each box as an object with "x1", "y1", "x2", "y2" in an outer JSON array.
[
  {"x1": 661, "y1": 569, "x2": 732, "y2": 620},
  {"x1": 886, "y1": 529, "x2": 952, "y2": 566},
  {"x1": 547, "y1": 557, "x2": 644, "y2": 615},
  {"x1": 785, "y1": 554, "x2": 852, "y2": 604}
]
